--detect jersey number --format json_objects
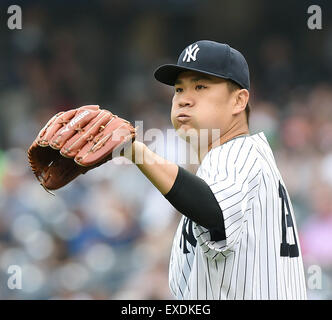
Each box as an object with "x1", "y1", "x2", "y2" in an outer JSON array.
[
  {"x1": 279, "y1": 181, "x2": 299, "y2": 258},
  {"x1": 180, "y1": 218, "x2": 197, "y2": 254}
]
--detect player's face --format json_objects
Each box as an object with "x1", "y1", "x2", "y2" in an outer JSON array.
[{"x1": 171, "y1": 71, "x2": 236, "y2": 145}]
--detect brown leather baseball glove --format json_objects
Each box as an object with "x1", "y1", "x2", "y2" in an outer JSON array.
[{"x1": 28, "y1": 105, "x2": 136, "y2": 193}]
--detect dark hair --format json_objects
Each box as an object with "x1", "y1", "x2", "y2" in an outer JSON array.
[{"x1": 226, "y1": 80, "x2": 250, "y2": 125}]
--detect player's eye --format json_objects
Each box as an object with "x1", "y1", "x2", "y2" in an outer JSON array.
[
  {"x1": 175, "y1": 87, "x2": 183, "y2": 93},
  {"x1": 195, "y1": 84, "x2": 207, "y2": 90}
]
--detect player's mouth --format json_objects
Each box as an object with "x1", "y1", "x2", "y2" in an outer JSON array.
[{"x1": 176, "y1": 113, "x2": 191, "y2": 122}]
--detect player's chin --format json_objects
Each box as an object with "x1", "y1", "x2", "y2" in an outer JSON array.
[{"x1": 175, "y1": 124, "x2": 199, "y2": 141}]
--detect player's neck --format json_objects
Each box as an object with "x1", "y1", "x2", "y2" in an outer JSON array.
[{"x1": 198, "y1": 118, "x2": 249, "y2": 163}]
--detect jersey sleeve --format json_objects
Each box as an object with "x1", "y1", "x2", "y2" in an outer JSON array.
[{"x1": 193, "y1": 137, "x2": 262, "y2": 258}]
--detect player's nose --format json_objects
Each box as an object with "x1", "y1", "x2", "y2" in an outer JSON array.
[{"x1": 178, "y1": 94, "x2": 194, "y2": 108}]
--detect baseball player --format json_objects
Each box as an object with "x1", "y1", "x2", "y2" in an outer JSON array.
[
  {"x1": 28, "y1": 40, "x2": 307, "y2": 300},
  {"x1": 127, "y1": 40, "x2": 307, "y2": 300}
]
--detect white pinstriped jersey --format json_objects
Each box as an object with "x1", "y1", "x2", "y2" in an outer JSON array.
[{"x1": 169, "y1": 132, "x2": 307, "y2": 300}]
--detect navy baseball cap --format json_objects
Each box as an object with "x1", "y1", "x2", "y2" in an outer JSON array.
[{"x1": 154, "y1": 40, "x2": 250, "y2": 90}]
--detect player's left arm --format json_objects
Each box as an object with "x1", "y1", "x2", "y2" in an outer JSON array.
[{"x1": 127, "y1": 140, "x2": 225, "y2": 235}]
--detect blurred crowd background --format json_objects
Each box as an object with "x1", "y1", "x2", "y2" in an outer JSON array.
[{"x1": 0, "y1": 0, "x2": 331, "y2": 299}]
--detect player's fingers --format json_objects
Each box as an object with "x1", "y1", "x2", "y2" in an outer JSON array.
[
  {"x1": 36, "y1": 111, "x2": 65, "y2": 146},
  {"x1": 59, "y1": 110, "x2": 114, "y2": 158},
  {"x1": 74, "y1": 117, "x2": 135, "y2": 166},
  {"x1": 37, "y1": 109, "x2": 77, "y2": 147},
  {"x1": 49, "y1": 107, "x2": 102, "y2": 151}
]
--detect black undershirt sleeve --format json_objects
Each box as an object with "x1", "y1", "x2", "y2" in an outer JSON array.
[{"x1": 164, "y1": 166, "x2": 226, "y2": 241}]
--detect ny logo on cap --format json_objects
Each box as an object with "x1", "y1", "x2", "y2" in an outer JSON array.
[{"x1": 182, "y1": 44, "x2": 200, "y2": 63}]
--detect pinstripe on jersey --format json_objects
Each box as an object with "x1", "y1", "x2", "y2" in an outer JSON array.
[{"x1": 168, "y1": 132, "x2": 307, "y2": 300}]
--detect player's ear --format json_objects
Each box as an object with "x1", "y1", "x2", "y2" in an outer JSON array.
[{"x1": 232, "y1": 89, "x2": 249, "y2": 116}]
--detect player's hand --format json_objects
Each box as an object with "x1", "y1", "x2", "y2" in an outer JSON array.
[{"x1": 27, "y1": 105, "x2": 136, "y2": 193}]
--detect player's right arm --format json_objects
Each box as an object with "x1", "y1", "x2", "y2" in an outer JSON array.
[{"x1": 191, "y1": 138, "x2": 263, "y2": 256}]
